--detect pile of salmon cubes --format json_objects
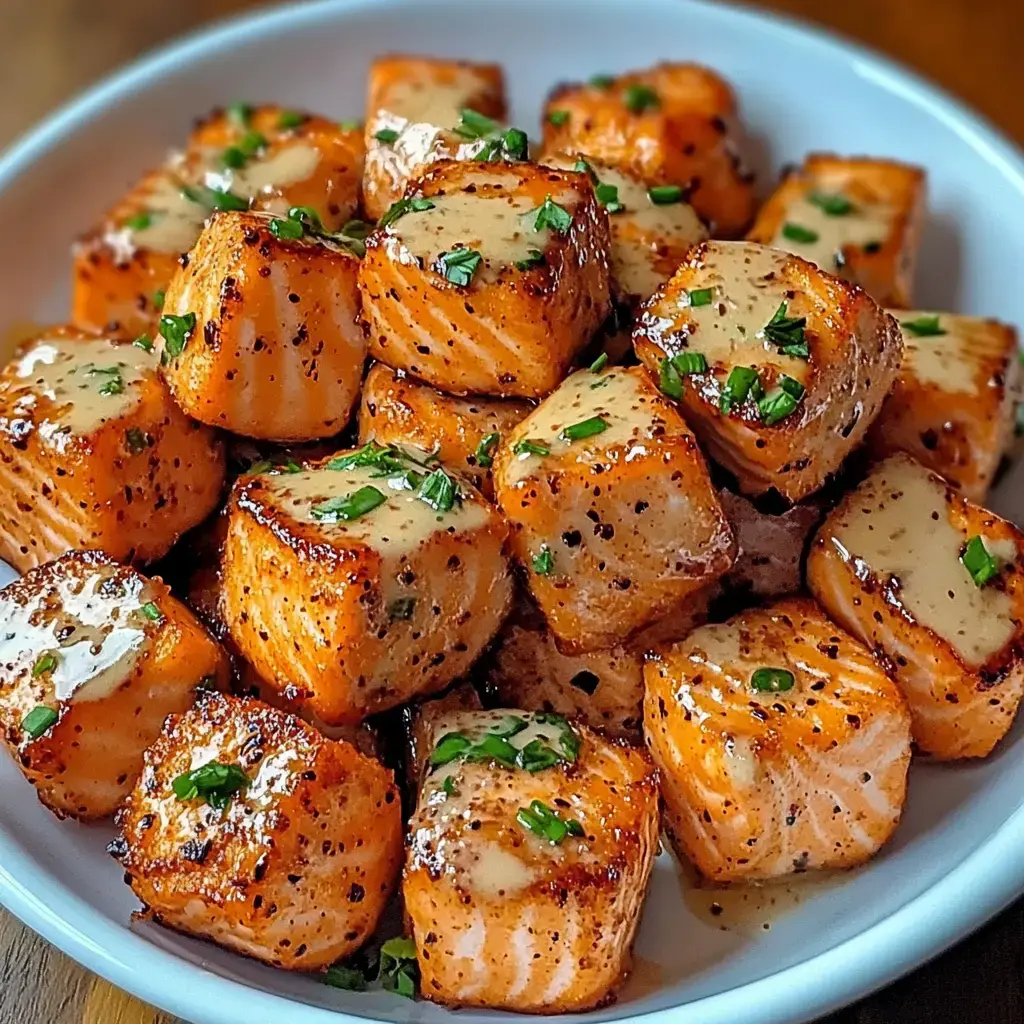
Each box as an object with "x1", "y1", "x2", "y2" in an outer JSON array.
[{"x1": 0, "y1": 52, "x2": 1022, "y2": 1014}]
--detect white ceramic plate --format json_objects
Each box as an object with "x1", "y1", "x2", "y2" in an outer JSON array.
[{"x1": 2, "y1": 1, "x2": 1024, "y2": 1022}]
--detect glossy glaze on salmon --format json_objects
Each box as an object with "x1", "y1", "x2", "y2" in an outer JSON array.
[
  {"x1": 0, "y1": 326, "x2": 225, "y2": 571},
  {"x1": 633, "y1": 240, "x2": 903, "y2": 502},
  {"x1": 159, "y1": 211, "x2": 365, "y2": 441},
  {"x1": 0, "y1": 550, "x2": 229, "y2": 820},
  {"x1": 808, "y1": 453, "x2": 1024, "y2": 759},
  {"x1": 405, "y1": 708, "x2": 659, "y2": 1012},
  {"x1": 644, "y1": 596, "x2": 912, "y2": 882},
  {"x1": 542, "y1": 62, "x2": 756, "y2": 237},
  {"x1": 359, "y1": 160, "x2": 612, "y2": 398},
  {"x1": 112, "y1": 691, "x2": 402, "y2": 969}
]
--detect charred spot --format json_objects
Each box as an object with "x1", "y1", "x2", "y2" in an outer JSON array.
[
  {"x1": 106, "y1": 835, "x2": 129, "y2": 859},
  {"x1": 348, "y1": 883, "x2": 365, "y2": 903},
  {"x1": 181, "y1": 838, "x2": 212, "y2": 864},
  {"x1": 569, "y1": 670, "x2": 599, "y2": 695},
  {"x1": 561, "y1": 529, "x2": 582, "y2": 548}
]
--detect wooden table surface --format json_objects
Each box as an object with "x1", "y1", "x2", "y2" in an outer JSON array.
[{"x1": 1, "y1": 1, "x2": 1023, "y2": 1022}]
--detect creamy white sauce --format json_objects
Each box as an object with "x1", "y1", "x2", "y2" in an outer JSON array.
[
  {"x1": 382, "y1": 76, "x2": 485, "y2": 131},
  {"x1": 0, "y1": 560, "x2": 158, "y2": 704},
  {"x1": 828, "y1": 457, "x2": 1018, "y2": 666},
  {"x1": 466, "y1": 841, "x2": 539, "y2": 897},
  {"x1": 6, "y1": 337, "x2": 156, "y2": 441},
  {"x1": 892, "y1": 310, "x2": 1001, "y2": 396},
  {"x1": 203, "y1": 143, "x2": 321, "y2": 202}
]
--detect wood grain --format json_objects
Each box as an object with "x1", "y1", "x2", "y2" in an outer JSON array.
[{"x1": 0, "y1": 1, "x2": 1022, "y2": 1022}]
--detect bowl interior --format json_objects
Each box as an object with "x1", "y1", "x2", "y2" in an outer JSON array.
[{"x1": 1, "y1": 1, "x2": 1024, "y2": 1023}]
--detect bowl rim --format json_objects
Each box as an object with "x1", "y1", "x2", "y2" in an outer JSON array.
[{"x1": 1, "y1": 1, "x2": 1024, "y2": 1022}]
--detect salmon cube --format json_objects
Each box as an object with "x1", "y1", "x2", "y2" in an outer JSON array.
[
  {"x1": 867, "y1": 311, "x2": 1021, "y2": 501},
  {"x1": 405, "y1": 708, "x2": 659, "y2": 1012},
  {"x1": 358, "y1": 362, "x2": 532, "y2": 499},
  {"x1": 542, "y1": 63, "x2": 756, "y2": 238},
  {"x1": 110, "y1": 691, "x2": 402, "y2": 970},
  {"x1": 808, "y1": 453, "x2": 1024, "y2": 759},
  {"x1": 486, "y1": 596, "x2": 708, "y2": 743},
  {"x1": 541, "y1": 150, "x2": 708, "y2": 307},
  {"x1": 493, "y1": 365, "x2": 734, "y2": 653},
  {"x1": 0, "y1": 327, "x2": 225, "y2": 572},
  {"x1": 159, "y1": 211, "x2": 364, "y2": 441},
  {"x1": 403, "y1": 680, "x2": 483, "y2": 792},
  {"x1": 363, "y1": 55, "x2": 507, "y2": 221},
  {"x1": 72, "y1": 106, "x2": 363, "y2": 338},
  {"x1": 221, "y1": 448, "x2": 513, "y2": 724},
  {"x1": 645, "y1": 597, "x2": 912, "y2": 882},
  {"x1": 359, "y1": 160, "x2": 612, "y2": 399},
  {"x1": 0, "y1": 551, "x2": 229, "y2": 820},
  {"x1": 633, "y1": 240, "x2": 903, "y2": 502},
  {"x1": 746, "y1": 154, "x2": 925, "y2": 307}
]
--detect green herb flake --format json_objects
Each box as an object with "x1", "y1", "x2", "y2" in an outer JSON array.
[
  {"x1": 807, "y1": 191, "x2": 855, "y2": 216},
  {"x1": 270, "y1": 217, "x2": 304, "y2": 240},
  {"x1": 532, "y1": 546, "x2": 554, "y2": 575},
  {"x1": 378, "y1": 196, "x2": 435, "y2": 229},
  {"x1": 762, "y1": 301, "x2": 809, "y2": 359},
  {"x1": 532, "y1": 195, "x2": 572, "y2": 234},
  {"x1": 474, "y1": 431, "x2": 500, "y2": 469},
  {"x1": 429, "y1": 732, "x2": 472, "y2": 767},
  {"x1": 781, "y1": 222, "x2": 819, "y2": 244},
  {"x1": 132, "y1": 334, "x2": 154, "y2": 353},
  {"x1": 441, "y1": 775, "x2": 457, "y2": 796},
  {"x1": 559, "y1": 415, "x2": 609, "y2": 443},
  {"x1": 378, "y1": 937, "x2": 419, "y2": 999},
  {"x1": 374, "y1": 127, "x2": 400, "y2": 144},
  {"x1": 437, "y1": 247, "x2": 482, "y2": 288},
  {"x1": 171, "y1": 760, "x2": 249, "y2": 811},
  {"x1": 589, "y1": 74, "x2": 614, "y2": 89},
  {"x1": 901, "y1": 315, "x2": 947, "y2": 338},
  {"x1": 140, "y1": 601, "x2": 163, "y2": 622},
  {"x1": 648, "y1": 184, "x2": 683, "y2": 205},
  {"x1": 659, "y1": 357, "x2": 683, "y2": 400},
  {"x1": 416, "y1": 468, "x2": 458, "y2": 513},
  {"x1": 159, "y1": 312, "x2": 197, "y2": 361},
  {"x1": 153, "y1": 290, "x2": 165, "y2": 311},
  {"x1": 757, "y1": 374, "x2": 805, "y2": 426},
  {"x1": 288, "y1": 205, "x2": 323, "y2": 231},
  {"x1": 124, "y1": 427, "x2": 151, "y2": 454},
  {"x1": 388, "y1": 597, "x2": 416, "y2": 622},
  {"x1": 123, "y1": 211, "x2": 153, "y2": 231},
  {"x1": 515, "y1": 249, "x2": 545, "y2": 271},
  {"x1": 961, "y1": 535, "x2": 1001, "y2": 587},
  {"x1": 517, "y1": 800, "x2": 584, "y2": 844},
  {"x1": 624, "y1": 83, "x2": 659, "y2": 113},
  {"x1": 751, "y1": 667, "x2": 795, "y2": 692},
  {"x1": 589, "y1": 352, "x2": 609, "y2": 373},
  {"x1": 322, "y1": 964, "x2": 367, "y2": 991},
  {"x1": 22, "y1": 705, "x2": 58, "y2": 739},
  {"x1": 227, "y1": 102, "x2": 253, "y2": 127},
  {"x1": 672, "y1": 352, "x2": 708, "y2": 374},
  {"x1": 595, "y1": 181, "x2": 625, "y2": 214},
  {"x1": 719, "y1": 366, "x2": 762, "y2": 415},
  {"x1": 454, "y1": 108, "x2": 500, "y2": 139},
  {"x1": 310, "y1": 485, "x2": 387, "y2": 522},
  {"x1": 32, "y1": 652, "x2": 58, "y2": 678},
  {"x1": 180, "y1": 184, "x2": 249, "y2": 212},
  {"x1": 548, "y1": 109, "x2": 571, "y2": 127},
  {"x1": 278, "y1": 110, "x2": 306, "y2": 129},
  {"x1": 687, "y1": 288, "x2": 713, "y2": 308},
  {"x1": 512, "y1": 438, "x2": 551, "y2": 458}
]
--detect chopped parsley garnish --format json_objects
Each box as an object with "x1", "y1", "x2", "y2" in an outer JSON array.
[
  {"x1": 270, "y1": 217, "x2": 304, "y2": 240},
  {"x1": 22, "y1": 706, "x2": 58, "y2": 739},
  {"x1": 757, "y1": 374, "x2": 805, "y2": 425},
  {"x1": 374, "y1": 127, "x2": 400, "y2": 144},
  {"x1": 961, "y1": 535, "x2": 1000, "y2": 587},
  {"x1": 153, "y1": 290, "x2": 165, "y2": 311},
  {"x1": 429, "y1": 713, "x2": 579, "y2": 773},
  {"x1": 378, "y1": 196, "x2": 435, "y2": 229},
  {"x1": 326, "y1": 442, "x2": 436, "y2": 477},
  {"x1": 132, "y1": 334, "x2": 154, "y2": 353},
  {"x1": 140, "y1": 601, "x2": 163, "y2": 622},
  {"x1": 719, "y1": 366, "x2": 762, "y2": 415},
  {"x1": 589, "y1": 74, "x2": 614, "y2": 89},
  {"x1": 512, "y1": 438, "x2": 550, "y2": 458},
  {"x1": 659, "y1": 352, "x2": 707, "y2": 399},
  {"x1": 378, "y1": 937, "x2": 419, "y2": 999},
  {"x1": 454, "y1": 108, "x2": 500, "y2": 139},
  {"x1": 532, "y1": 546, "x2": 554, "y2": 575},
  {"x1": 548, "y1": 109, "x2": 570, "y2": 127},
  {"x1": 473, "y1": 126, "x2": 529, "y2": 163},
  {"x1": 808, "y1": 191, "x2": 854, "y2": 216},
  {"x1": 180, "y1": 184, "x2": 249, "y2": 212},
  {"x1": 687, "y1": 288, "x2": 713, "y2": 308},
  {"x1": 474, "y1": 432, "x2": 500, "y2": 469},
  {"x1": 323, "y1": 964, "x2": 368, "y2": 991},
  {"x1": 310, "y1": 485, "x2": 387, "y2": 522},
  {"x1": 417, "y1": 467, "x2": 458, "y2": 513},
  {"x1": 124, "y1": 427, "x2": 152, "y2": 454},
  {"x1": 340, "y1": 218, "x2": 372, "y2": 239},
  {"x1": 573, "y1": 157, "x2": 597, "y2": 181},
  {"x1": 388, "y1": 597, "x2": 416, "y2": 621},
  {"x1": 159, "y1": 312, "x2": 197, "y2": 361},
  {"x1": 517, "y1": 800, "x2": 584, "y2": 844},
  {"x1": 32, "y1": 652, "x2": 58, "y2": 678},
  {"x1": 559, "y1": 415, "x2": 609, "y2": 442},
  {"x1": 278, "y1": 110, "x2": 306, "y2": 129},
  {"x1": 532, "y1": 195, "x2": 572, "y2": 234},
  {"x1": 123, "y1": 211, "x2": 152, "y2": 231},
  {"x1": 221, "y1": 129, "x2": 266, "y2": 169},
  {"x1": 762, "y1": 301, "x2": 809, "y2": 359},
  {"x1": 442, "y1": 775, "x2": 457, "y2": 795},
  {"x1": 288, "y1": 205, "x2": 323, "y2": 231},
  {"x1": 781, "y1": 223, "x2": 819, "y2": 244},
  {"x1": 89, "y1": 366, "x2": 125, "y2": 396},
  {"x1": 648, "y1": 184, "x2": 683, "y2": 205},
  {"x1": 595, "y1": 181, "x2": 625, "y2": 214},
  {"x1": 901, "y1": 315, "x2": 946, "y2": 338},
  {"x1": 437, "y1": 247, "x2": 482, "y2": 287},
  {"x1": 751, "y1": 667, "x2": 795, "y2": 692},
  {"x1": 172, "y1": 760, "x2": 249, "y2": 811},
  {"x1": 624, "y1": 83, "x2": 659, "y2": 113},
  {"x1": 515, "y1": 249, "x2": 545, "y2": 271},
  {"x1": 227, "y1": 102, "x2": 253, "y2": 127},
  {"x1": 590, "y1": 352, "x2": 609, "y2": 373}
]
